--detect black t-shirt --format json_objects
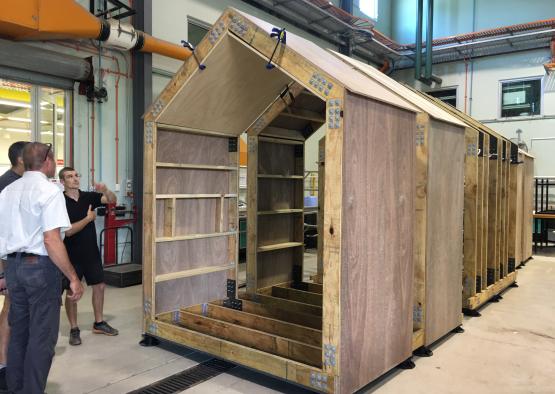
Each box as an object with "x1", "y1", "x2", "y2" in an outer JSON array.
[
  {"x1": 63, "y1": 190, "x2": 103, "y2": 265},
  {"x1": 0, "y1": 169, "x2": 21, "y2": 193}
]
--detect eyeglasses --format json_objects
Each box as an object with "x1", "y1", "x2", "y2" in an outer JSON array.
[{"x1": 43, "y1": 143, "x2": 52, "y2": 162}]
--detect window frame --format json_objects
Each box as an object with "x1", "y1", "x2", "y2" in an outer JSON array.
[
  {"x1": 426, "y1": 86, "x2": 458, "y2": 108},
  {"x1": 357, "y1": 0, "x2": 379, "y2": 21},
  {"x1": 498, "y1": 76, "x2": 543, "y2": 120}
]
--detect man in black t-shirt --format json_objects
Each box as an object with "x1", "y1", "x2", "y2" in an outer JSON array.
[{"x1": 59, "y1": 167, "x2": 119, "y2": 346}]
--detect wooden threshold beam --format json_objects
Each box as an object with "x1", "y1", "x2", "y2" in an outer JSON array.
[{"x1": 270, "y1": 286, "x2": 322, "y2": 306}]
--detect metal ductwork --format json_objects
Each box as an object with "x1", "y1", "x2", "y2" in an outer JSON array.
[
  {"x1": 0, "y1": 38, "x2": 92, "y2": 88},
  {"x1": 0, "y1": 0, "x2": 192, "y2": 61}
]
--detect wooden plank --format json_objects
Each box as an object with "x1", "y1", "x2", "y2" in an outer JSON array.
[
  {"x1": 257, "y1": 242, "x2": 304, "y2": 252},
  {"x1": 340, "y1": 93, "x2": 414, "y2": 393},
  {"x1": 425, "y1": 120, "x2": 465, "y2": 345},
  {"x1": 481, "y1": 135, "x2": 490, "y2": 290},
  {"x1": 259, "y1": 136, "x2": 304, "y2": 145},
  {"x1": 156, "y1": 162, "x2": 237, "y2": 171},
  {"x1": 240, "y1": 292, "x2": 322, "y2": 316},
  {"x1": 475, "y1": 132, "x2": 485, "y2": 291},
  {"x1": 279, "y1": 107, "x2": 326, "y2": 123},
  {"x1": 462, "y1": 128, "x2": 479, "y2": 301},
  {"x1": 316, "y1": 137, "x2": 325, "y2": 285},
  {"x1": 412, "y1": 329, "x2": 425, "y2": 351},
  {"x1": 163, "y1": 198, "x2": 175, "y2": 238},
  {"x1": 271, "y1": 286, "x2": 323, "y2": 306},
  {"x1": 177, "y1": 310, "x2": 322, "y2": 367},
  {"x1": 156, "y1": 193, "x2": 237, "y2": 199},
  {"x1": 257, "y1": 175, "x2": 304, "y2": 179},
  {"x1": 154, "y1": 263, "x2": 235, "y2": 283},
  {"x1": 413, "y1": 113, "x2": 429, "y2": 335},
  {"x1": 151, "y1": 319, "x2": 335, "y2": 393},
  {"x1": 487, "y1": 136, "x2": 498, "y2": 286},
  {"x1": 155, "y1": 231, "x2": 237, "y2": 243},
  {"x1": 212, "y1": 299, "x2": 321, "y2": 330},
  {"x1": 185, "y1": 303, "x2": 322, "y2": 347},
  {"x1": 261, "y1": 126, "x2": 305, "y2": 141},
  {"x1": 521, "y1": 155, "x2": 534, "y2": 262},
  {"x1": 258, "y1": 209, "x2": 303, "y2": 215},
  {"x1": 464, "y1": 271, "x2": 517, "y2": 310},
  {"x1": 495, "y1": 138, "x2": 503, "y2": 281}
]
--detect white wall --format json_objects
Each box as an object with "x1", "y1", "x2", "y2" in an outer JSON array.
[{"x1": 392, "y1": 48, "x2": 555, "y2": 176}]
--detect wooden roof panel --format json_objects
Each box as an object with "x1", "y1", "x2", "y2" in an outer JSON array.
[{"x1": 330, "y1": 51, "x2": 466, "y2": 127}]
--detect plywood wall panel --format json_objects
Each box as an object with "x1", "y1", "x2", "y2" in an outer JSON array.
[
  {"x1": 425, "y1": 121, "x2": 465, "y2": 345},
  {"x1": 340, "y1": 93, "x2": 415, "y2": 393}
]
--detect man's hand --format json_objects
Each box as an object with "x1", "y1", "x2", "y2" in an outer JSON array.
[
  {"x1": 86, "y1": 204, "x2": 96, "y2": 223},
  {"x1": 67, "y1": 279, "x2": 84, "y2": 302},
  {"x1": 94, "y1": 183, "x2": 108, "y2": 193},
  {"x1": 0, "y1": 277, "x2": 7, "y2": 296}
]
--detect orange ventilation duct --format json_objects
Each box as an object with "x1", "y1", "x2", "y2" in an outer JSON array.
[{"x1": 0, "y1": 0, "x2": 192, "y2": 61}]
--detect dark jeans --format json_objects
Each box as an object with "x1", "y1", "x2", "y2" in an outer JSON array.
[{"x1": 5, "y1": 254, "x2": 62, "y2": 394}]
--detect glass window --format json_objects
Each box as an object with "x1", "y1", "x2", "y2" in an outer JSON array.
[
  {"x1": 428, "y1": 88, "x2": 457, "y2": 108},
  {"x1": 39, "y1": 86, "x2": 66, "y2": 172},
  {"x1": 501, "y1": 78, "x2": 541, "y2": 118},
  {"x1": 358, "y1": 0, "x2": 378, "y2": 20},
  {"x1": 0, "y1": 79, "x2": 32, "y2": 174},
  {"x1": 0, "y1": 78, "x2": 70, "y2": 175},
  {"x1": 187, "y1": 17, "x2": 210, "y2": 47}
]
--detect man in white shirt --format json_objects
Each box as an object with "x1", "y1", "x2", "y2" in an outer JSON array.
[{"x1": 0, "y1": 142, "x2": 84, "y2": 394}]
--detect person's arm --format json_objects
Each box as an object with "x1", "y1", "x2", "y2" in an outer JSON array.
[
  {"x1": 65, "y1": 205, "x2": 96, "y2": 237},
  {"x1": 43, "y1": 229, "x2": 83, "y2": 301},
  {"x1": 94, "y1": 183, "x2": 117, "y2": 204}
]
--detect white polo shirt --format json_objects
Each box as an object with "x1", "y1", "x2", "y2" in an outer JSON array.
[{"x1": 0, "y1": 171, "x2": 71, "y2": 258}]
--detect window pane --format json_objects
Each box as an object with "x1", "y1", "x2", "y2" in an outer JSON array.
[
  {"x1": 428, "y1": 88, "x2": 457, "y2": 108},
  {"x1": 359, "y1": 0, "x2": 378, "y2": 19},
  {"x1": 0, "y1": 79, "x2": 32, "y2": 174},
  {"x1": 39, "y1": 86, "x2": 66, "y2": 173},
  {"x1": 501, "y1": 79, "x2": 541, "y2": 118},
  {"x1": 188, "y1": 22, "x2": 209, "y2": 47}
]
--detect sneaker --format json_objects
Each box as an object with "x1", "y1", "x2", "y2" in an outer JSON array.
[
  {"x1": 93, "y1": 321, "x2": 119, "y2": 336},
  {"x1": 69, "y1": 328, "x2": 81, "y2": 346}
]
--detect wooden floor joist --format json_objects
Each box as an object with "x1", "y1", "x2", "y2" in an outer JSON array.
[
  {"x1": 177, "y1": 310, "x2": 322, "y2": 367},
  {"x1": 185, "y1": 303, "x2": 322, "y2": 346}
]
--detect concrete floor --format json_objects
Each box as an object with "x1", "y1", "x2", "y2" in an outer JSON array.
[{"x1": 14, "y1": 254, "x2": 552, "y2": 393}]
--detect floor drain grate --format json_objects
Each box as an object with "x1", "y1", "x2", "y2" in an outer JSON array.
[{"x1": 128, "y1": 358, "x2": 236, "y2": 393}]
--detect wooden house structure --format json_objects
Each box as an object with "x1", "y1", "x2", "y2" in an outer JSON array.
[
  {"x1": 142, "y1": 8, "x2": 420, "y2": 393},
  {"x1": 408, "y1": 88, "x2": 534, "y2": 313}
]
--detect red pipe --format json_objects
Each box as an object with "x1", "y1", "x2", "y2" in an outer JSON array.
[
  {"x1": 464, "y1": 59, "x2": 468, "y2": 114},
  {"x1": 90, "y1": 101, "x2": 95, "y2": 185},
  {"x1": 115, "y1": 75, "x2": 120, "y2": 185}
]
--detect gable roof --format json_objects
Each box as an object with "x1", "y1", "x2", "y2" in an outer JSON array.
[{"x1": 329, "y1": 51, "x2": 466, "y2": 127}]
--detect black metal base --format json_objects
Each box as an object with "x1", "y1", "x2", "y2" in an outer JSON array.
[
  {"x1": 489, "y1": 294, "x2": 503, "y2": 303},
  {"x1": 139, "y1": 334, "x2": 160, "y2": 347},
  {"x1": 413, "y1": 346, "x2": 433, "y2": 357},
  {"x1": 516, "y1": 265, "x2": 522, "y2": 270},
  {"x1": 510, "y1": 282, "x2": 519, "y2": 288},
  {"x1": 463, "y1": 308, "x2": 481, "y2": 317},
  {"x1": 451, "y1": 325, "x2": 464, "y2": 334},
  {"x1": 398, "y1": 357, "x2": 416, "y2": 370}
]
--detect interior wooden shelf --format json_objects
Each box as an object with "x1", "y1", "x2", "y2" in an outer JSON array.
[
  {"x1": 259, "y1": 136, "x2": 304, "y2": 145},
  {"x1": 154, "y1": 263, "x2": 235, "y2": 283},
  {"x1": 257, "y1": 209, "x2": 303, "y2": 215},
  {"x1": 156, "y1": 162, "x2": 237, "y2": 171},
  {"x1": 257, "y1": 174, "x2": 303, "y2": 179},
  {"x1": 156, "y1": 193, "x2": 237, "y2": 199},
  {"x1": 156, "y1": 231, "x2": 237, "y2": 243},
  {"x1": 278, "y1": 109, "x2": 325, "y2": 123},
  {"x1": 257, "y1": 242, "x2": 304, "y2": 253}
]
